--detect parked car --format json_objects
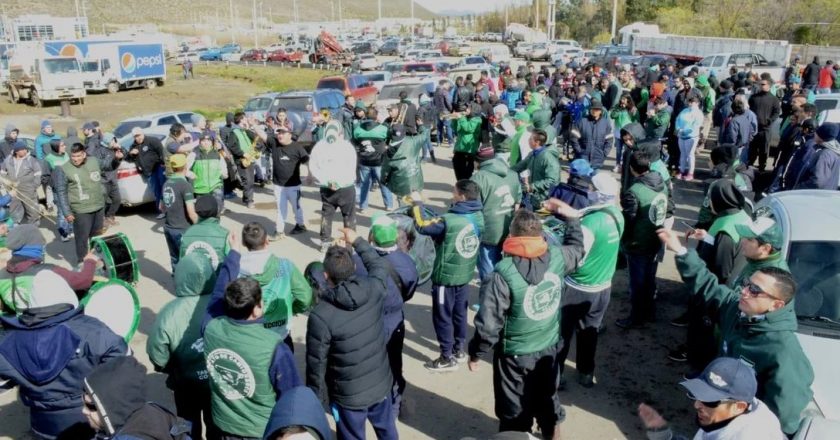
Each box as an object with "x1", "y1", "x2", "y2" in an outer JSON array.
[
  {"x1": 267, "y1": 48, "x2": 304, "y2": 62},
  {"x1": 220, "y1": 43, "x2": 241, "y2": 54},
  {"x1": 418, "y1": 50, "x2": 444, "y2": 61},
  {"x1": 352, "y1": 42, "x2": 374, "y2": 54},
  {"x1": 478, "y1": 46, "x2": 512, "y2": 64},
  {"x1": 378, "y1": 40, "x2": 402, "y2": 56},
  {"x1": 635, "y1": 54, "x2": 678, "y2": 70},
  {"x1": 680, "y1": 52, "x2": 785, "y2": 84},
  {"x1": 552, "y1": 39, "x2": 582, "y2": 49},
  {"x1": 115, "y1": 126, "x2": 172, "y2": 207},
  {"x1": 753, "y1": 190, "x2": 840, "y2": 439},
  {"x1": 525, "y1": 43, "x2": 553, "y2": 61},
  {"x1": 316, "y1": 74, "x2": 378, "y2": 106},
  {"x1": 355, "y1": 53, "x2": 380, "y2": 71},
  {"x1": 447, "y1": 65, "x2": 501, "y2": 92},
  {"x1": 513, "y1": 42, "x2": 533, "y2": 58},
  {"x1": 361, "y1": 71, "x2": 392, "y2": 92},
  {"x1": 113, "y1": 111, "x2": 198, "y2": 139},
  {"x1": 550, "y1": 47, "x2": 583, "y2": 66},
  {"x1": 589, "y1": 45, "x2": 632, "y2": 68},
  {"x1": 461, "y1": 56, "x2": 487, "y2": 66},
  {"x1": 267, "y1": 89, "x2": 345, "y2": 146},
  {"x1": 401, "y1": 62, "x2": 438, "y2": 75},
  {"x1": 244, "y1": 92, "x2": 282, "y2": 121},
  {"x1": 382, "y1": 61, "x2": 407, "y2": 75},
  {"x1": 199, "y1": 48, "x2": 223, "y2": 61},
  {"x1": 240, "y1": 49, "x2": 268, "y2": 62},
  {"x1": 376, "y1": 77, "x2": 452, "y2": 118}
]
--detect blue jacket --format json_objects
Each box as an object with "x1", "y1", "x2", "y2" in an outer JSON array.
[
  {"x1": 263, "y1": 386, "x2": 331, "y2": 440},
  {"x1": 353, "y1": 249, "x2": 418, "y2": 336},
  {"x1": 720, "y1": 112, "x2": 753, "y2": 148},
  {"x1": 548, "y1": 176, "x2": 596, "y2": 210},
  {"x1": 781, "y1": 136, "x2": 817, "y2": 191},
  {"x1": 794, "y1": 139, "x2": 840, "y2": 190},
  {"x1": 0, "y1": 306, "x2": 127, "y2": 437},
  {"x1": 570, "y1": 114, "x2": 614, "y2": 169}
]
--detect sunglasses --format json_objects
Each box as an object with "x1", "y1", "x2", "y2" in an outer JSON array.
[
  {"x1": 687, "y1": 392, "x2": 732, "y2": 408},
  {"x1": 740, "y1": 278, "x2": 782, "y2": 301}
]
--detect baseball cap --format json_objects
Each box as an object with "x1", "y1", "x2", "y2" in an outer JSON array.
[
  {"x1": 131, "y1": 127, "x2": 144, "y2": 136},
  {"x1": 388, "y1": 124, "x2": 406, "y2": 147},
  {"x1": 82, "y1": 121, "x2": 96, "y2": 131},
  {"x1": 734, "y1": 216, "x2": 784, "y2": 250},
  {"x1": 169, "y1": 153, "x2": 187, "y2": 169},
  {"x1": 370, "y1": 214, "x2": 398, "y2": 247},
  {"x1": 680, "y1": 357, "x2": 757, "y2": 404},
  {"x1": 569, "y1": 159, "x2": 594, "y2": 177},
  {"x1": 101, "y1": 132, "x2": 116, "y2": 146}
]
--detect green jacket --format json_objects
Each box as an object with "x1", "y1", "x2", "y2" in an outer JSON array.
[
  {"x1": 180, "y1": 218, "x2": 230, "y2": 270},
  {"x1": 675, "y1": 249, "x2": 814, "y2": 435},
  {"x1": 512, "y1": 144, "x2": 561, "y2": 208},
  {"x1": 567, "y1": 205, "x2": 625, "y2": 291},
  {"x1": 610, "y1": 107, "x2": 638, "y2": 130},
  {"x1": 509, "y1": 124, "x2": 529, "y2": 166},
  {"x1": 381, "y1": 128, "x2": 426, "y2": 197},
  {"x1": 241, "y1": 252, "x2": 313, "y2": 339},
  {"x1": 645, "y1": 108, "x2": 672, "y2": 140},
  {"x1": 147, "y1": 253, "x2": 215, "y2": 391},
  {"x1": 622, "y1": 176, "x2": 668, "y2": 255},
  {"x1": 56, "y1": 157, "x2": 106, "y2": 215},
  {"x1": 44, "y1": 153, "x2": 68, "y2": 170},
  {"x1": 470, "y1": 159, "x2": 522, "y2": 246},
  {"x1": 192, "y1": 147, "x2": 225, "y2": 194},
  {"x1": 532, "y1": 109, "x2": 557, "y2": 146},
  {"x1": 454, "y1": 116, "x2": 482, "y2": 154}
]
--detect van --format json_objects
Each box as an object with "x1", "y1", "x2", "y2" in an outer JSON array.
[{"x1": 481, "y1": 46, "x2": 511, "y2": 64}]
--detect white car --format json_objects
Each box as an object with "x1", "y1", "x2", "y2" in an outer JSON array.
[
  {"x1": 357, "y1": 53, "x2": 380, "y2": 71},
  {"x1": 361, "y1": 71, "x2": 393, "y2": 92},
  {"x1": 113, "y1": 111, "x2": 198, "y2": 139},
  {"x1": 418, "y1": 50, "x2": 444, "y2": 61},
  {"x1": 754, "y1": 190, "x2": 840, "y2": 439}
]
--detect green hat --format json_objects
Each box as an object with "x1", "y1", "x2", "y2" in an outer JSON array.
[
  {"x1": 513, "y1": 111, "x2": 531, "y2": 123},
  {"x1": 696, "y1": 75, "x2": 710, "y2": 87},
  {"x1": 370, "y1": 213, "x2": 398, "y2": 247},
  {"x1": 735, "y1": 217, "x2": 784, "y2": 250},
  {"x1": 355, "y1": 101, "x2": 367, "y2": 110}
]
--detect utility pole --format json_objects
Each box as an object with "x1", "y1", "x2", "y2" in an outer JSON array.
[
  {"x1": 547, "y1": 0, "x2": 555, "y2": 40},
  {"x1": 229, "y1": 0, "x2": 236, "y2": 44},
  {"x1": 505, "y1": 4, "x2": 508, "y2": 29},
  {"x1": 74, "y1": 0, "x2": 80, "y2": 19},
  {"x1": 410, "y1": 0, "x2": 414, "y2": 41},
  {"x1": 534, "y1": 0, "x2": 539, "y2": 32},
  {"x1": 338, "y1": 0, "x2": 343, "y2": 34},
  {"x1": 253, "y1": 0, "x2": 258, "y2": 49},
  {"x1": 610, "y1": 0, "x2": 618, "y2": 43},
  {"x1": 378, "y1": 0, "x2": 382, "y2": 39}
]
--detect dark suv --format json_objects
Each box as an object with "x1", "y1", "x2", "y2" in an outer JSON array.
[
  {"x1": 267, "y1": 89, "x2": 346, "y2": 147},
  {"x1": 378, "y1": 40, "x2": 401, "y2": 56}
]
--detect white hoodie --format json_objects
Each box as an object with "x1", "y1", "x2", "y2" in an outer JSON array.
[{"x1": 646, "y1": 399, "x2": 785, "y2": 440}]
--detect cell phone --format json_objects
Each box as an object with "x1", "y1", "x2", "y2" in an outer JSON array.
[{"x1": 681, "y1": 221, "x2": 696, "y2": 234}]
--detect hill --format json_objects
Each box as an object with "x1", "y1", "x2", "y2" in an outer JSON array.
[{"x1": 1, "y1": 0, "x2": 436, "y2": 26}]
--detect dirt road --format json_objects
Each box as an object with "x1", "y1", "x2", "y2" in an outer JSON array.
[{"x1": 0, "y1": 66, "x2": 709, "y2": 440}]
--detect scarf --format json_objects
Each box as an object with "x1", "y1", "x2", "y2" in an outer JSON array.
[
  {"x1": 13, "y1": 245, "x2": 44, "y2": 261},
  {"x1": 502, "y1": 236, "x2": 548, "y2": 259}
]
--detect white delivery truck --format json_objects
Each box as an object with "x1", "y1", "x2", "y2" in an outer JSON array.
[
  {"x1": 81, "y1": 42, "x2": 167, "y2": 93},
  {"x1": 6, "y1": 53, "x2": 86, "y2": 107}
]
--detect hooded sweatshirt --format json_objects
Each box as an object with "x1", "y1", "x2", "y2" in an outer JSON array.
[
  {"x1": 675, "y1": 249, "x2": 814, "y2": 434},
  {"x1": 471, "y1": 158, "x2": 522, "y2": 246},
  {"x1": 512, "y1": 144, "x2": 562, "y2": 208},
  {"x1": 794, "y1": 138, "x2": 840, "y2": 190},
  {"x1": 262, "y1": 386, "x2": 332, "y2": 440},
  {"x1": 621, "y1": 171, "x2": 669, "y2": 255},
  {"x1": 85, "y1": 356, "x2": 189, "y2": 440},
  {"x1": 695, "y1": 180, "x2": 750, "y2": 282},
  {"x1": 0, "y1": 123, "x2": 18, "y2": 161},
  {"x1": 619, "y1": 122, "x2": 648, "y2": 191}
]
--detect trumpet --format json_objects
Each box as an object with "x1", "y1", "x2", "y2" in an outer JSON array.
[{"x1": 439, "y1": 112, "x2": 462, "y2": 120}]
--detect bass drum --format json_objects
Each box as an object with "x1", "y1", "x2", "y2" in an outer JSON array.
[
  {"x1": 81, "y1": 279, "x2": 141, "y2": 343},
  {"x1": 90, "y1": 232, "x2": 140, "y2": 285},
  {"x1": 387, "y1": 206, "x2": 438, "y2": 285}
]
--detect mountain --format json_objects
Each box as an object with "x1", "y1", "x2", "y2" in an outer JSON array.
[{"x1": 0, "y1": 0, "x2": 436, "y2": 25}]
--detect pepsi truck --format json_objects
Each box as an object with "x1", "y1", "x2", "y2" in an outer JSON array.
[{"x1": 79, "y1": 42, "x2": 166, "y2": 93}]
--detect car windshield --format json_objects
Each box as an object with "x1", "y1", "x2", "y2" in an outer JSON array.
[
  {"x1": 274, "y1": 97, "x2": 312, "y2": 112},
  {"x1": 318, "y1": 79, "x2": 345, "y2": 90},
  {"x1": 114, "y1": 121, "x2": 152, "y2": 138},
  {"x1": 365, "y1": 73, "x2": 386, "y2": 82},
  {"x1": 815, "y1": 98, "x2": 839, "y2": 114},
  {"x1": 379, "y1": 84, "x2": 425, "y2": 100},
  {"x1": 788, "y1": 241, "x2": 840, "y2": 325},
  {"x1": 699, "y1": 56, "x2": 715, "y2": 66},
  {"x1": 405, "y1": 64, "x2": 433, "y2": 73},
  {"x1": 244, "y1": 97, "x2": 273, "y2": 112},
  {"x1": 44, "y1": 58, "x2": 81, "y2": 74}
]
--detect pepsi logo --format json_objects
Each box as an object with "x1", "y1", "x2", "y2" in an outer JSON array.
[
  {"x1": 59, "y1": 44, "x2": 81, "y2": 57},
  {"x1": 121, "y1": 53, "x2": 136, "y2": 73}
]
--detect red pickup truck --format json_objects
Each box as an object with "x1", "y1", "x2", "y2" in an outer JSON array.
[{"x1": 316, "y1": 74, "x2": 378, "y2": 106}]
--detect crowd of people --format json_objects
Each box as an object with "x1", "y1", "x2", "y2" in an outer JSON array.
[{"x1": 0, "y1": 50, "x2": 835, "y2": 440}]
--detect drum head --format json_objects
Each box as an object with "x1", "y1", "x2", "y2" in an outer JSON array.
[
  {"x1": 82, "y1": 280, "x2": 140, "y2": 342},
  {"x1": 90, "y1": 233, "x2": 140, "y2": 284}
]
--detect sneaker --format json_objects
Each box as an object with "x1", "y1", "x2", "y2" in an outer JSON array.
[
  {"x1": 107, "y1": 217, "x2": 120, "y2": 226},
  {"x1": 424, "y1": 355, "x2": 458, "y2": 372},
  {"x1": 612, "y1": 165, "x2": 621, "y2": 173},
  {"x1": 61, "y1": 234, "x2": 71, "y2": 242},
  {"x1": 247, "y1": 202, "x2": 256, "y2": 209},
  {"x1": 155, "y1": 212, "x2": 166, "y2": 220},
  {"x1": 289, "y1": 224, "x2": 307, "y2": 235},
  {"x1": 670, "y1": 312, "x2": 690, "y2": 328},
  {"x1": 578, "y1": 373, "x2": 596, "y2": 388},
  {"x1": 453, "y1": 351, "x2": 468, "y2": 364},
  {"x1": 357, "y1": 208, "x2": 365, "y2": 215},
  {"x1": 268, "y1": 233, "x2": 284, "y2": 242},
  {"x1": 615, "y1": 317, "x2": 645, "y2": 330},
  {"x1": 685, "y1": 173, "x2": 694, "y2": 182},
  {"x1": 667, "y1": 348, "x2": 688, "y2": 363}
]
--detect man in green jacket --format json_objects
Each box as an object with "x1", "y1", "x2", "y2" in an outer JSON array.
[
  {"x1": 509, "y1": 111, "x2": 532, "y2": 166},
  {"x1": 658, "y1": 228, "x2": 814, "y2": 436},
  {"x1": 381, "y1": 124, "x2": 426, "y2": 201},
  {"x1": 558, "y1": 174, "x2": 625, "y2": 388},
  {"x1": 180, "y1": 195, "x2": 230, "y2": 271},
  {"x1": 190, "y1": 133, "x2": 227, "y2": 214},
  {"x1": 453, "y1": 103, "x2": 483, "y2": 180},
  {"x1": 467, "y1": 205, "x2": 584, "y2": 439},
  {"x1": 471, "y1": 145, "x2": 521, "y2": 282},
  {"x1": 728, "y1": 217, "x2": 789, "y2": 288},
  {"x1": 54, "y1": 142, "x2": 123, "y2": 263},
  {"x1": 411, "y1": 180, "x2": 484, "y2": 372},
  {"x1": 147, "y1": 252, "x2": 221, "y2": 440},
  {"x1": 512, "y1": 129, "x2": 561, "y2": 210}
]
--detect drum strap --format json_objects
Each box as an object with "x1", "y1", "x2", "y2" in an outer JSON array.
[{"x1": 10, "y1": 273, "x2": 19, "y2": 312}]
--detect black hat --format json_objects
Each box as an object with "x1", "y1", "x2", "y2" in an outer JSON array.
[
  {"x1": 388, "y1": 124, "x2": 406, "y2": 147},
  {"x1": 195, "y1": 195, "x2": 219, "y2": 218},
  {"x1": 589, "y1": 99, "x2": 604, "y2": 110}
]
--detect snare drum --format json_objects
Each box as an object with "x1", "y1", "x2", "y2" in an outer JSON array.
[
  {"x1": 81, "y1": 279, "x2": 141, "y2": 343},
  {"x1": 90, "y1": 233, "x2": 140, "y2": 284}
]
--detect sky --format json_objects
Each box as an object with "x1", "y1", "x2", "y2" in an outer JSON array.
[{"x1": 414, "y1": 0, "x2": 530, "y2": 14}]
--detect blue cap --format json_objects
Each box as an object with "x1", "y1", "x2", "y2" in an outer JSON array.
[
  {"x1": 569, "y1": 158, "x2": 594, "y2": 176},
  {"x1": 40, "y1": 120, "x2": 51, "y2": 130},
  {"x1": 680, "y1": 357, "x2": 757, "y2": 403},
  {"x1": 817, "y1": 122, "x2": 840, "y2": 142},
  {"x1": 12, "y1": 140, "x2": 27, "y2": 152}
]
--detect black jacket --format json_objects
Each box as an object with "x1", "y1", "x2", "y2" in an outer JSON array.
[
  {"x1": 803, "y1": 62, "x2": 821, "y2": 87},
  {"x1": 400, "y1": 100, "x2": 419, "y2": 135},
  {"x1": 129, "y1": 135, "x2": 165, "y2": 177},
  {"x1": 305, "y1": 239, "x2": 393, "y2": 409},
  {"x1": 748, "y1": 91, "x2": 781, "y2": 130},
  {"x1": 270, "y1": 140, "x2": 309, "y2": 187},
  {"x1": 434, "y1": 87, "x2": 452, "y2": 115}
]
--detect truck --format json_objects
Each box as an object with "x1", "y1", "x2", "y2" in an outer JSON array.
[
  {"x1": 80, "y1": 43, "x2": 166, "y2": 93},
  {"x1": 619, "y1": 22, "x2": 792, "y2": 66},
  {"x1": 504, "y1": 23, "x2": 548, "y2": 46},
  {"x1": 6, "y1": 53, "x2": 86, "y2": 107},
  {"x1": 308, "y1": 30, "x2": 354, "y2": 67}
]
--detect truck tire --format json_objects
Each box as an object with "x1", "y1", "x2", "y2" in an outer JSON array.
[
  {"x1": 30, "y1": 89, "x2": 43, "y2": 108},
  {"x1": 144, "y1": 79, "x2": 157, "y2": 89},
  {"x1": 107, "y1": 82, "x2": 119, "y2": 94},
  {"x1": 7, "y1": 86, "x2": 18, "y2": 104}
]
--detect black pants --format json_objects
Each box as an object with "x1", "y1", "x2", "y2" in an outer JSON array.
[
  {"x1": 104, "y1": 179, "x2": 121, "y2": 218},
  {"x1": 319, "y1": 186, "x2": 356, "y2": 242},
  {"x1": 387, "y1": 321, "x2": 406, "y2": 419},
  {"x1": 174, "y1": 385, "x2": 221, "y2": 440},
  {"x1": 73, "y1": 209, "x2": 104, "y2": 263},
  {"x1": 748, "y1": 129, "x2": 771, "y2": 171},
  {"x1": 452, "y1": 152, "x2": 475, "y2": 181},
  {"x1": 493, "y1": 343, "x2": 565, "y2": 436},
  {"x1": 557, "y1": 285, "x2": 611, "y2": 376},
  {"x1": 237, "y1": 163, "x2": 255, "y2": 204}
]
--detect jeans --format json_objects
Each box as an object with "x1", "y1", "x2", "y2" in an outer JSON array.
[
  {"x1": 614, "y1": 136, "x2": 624, "y2": 167},
  {"x1": 163, "y1": 226, "x2": 185, "y2": 272},
  {"x1": 196, "y1": 187, "x2": 224, "y2": 217},
  {"x1": 477, "y1": 243, "x2": 502, "y2": 283},
  {"x1": 431, "y1": 283, "x2": 469, "y2": 358},
  {"x1": 677, "y1": 137, "x2": 698, "y2": 175},
  {"x1": 626, "y1": 252, "x2": 659, "y2": 323},
  {"x1": 147, "y1": 167, "x2": 166, "y2": 212},
  {"x1": 422, "y1": 129, "x2": 435, "y2": 160},
  {"x1": 273, "y1": 185, "x2": 305, "y2": 231},
  {"x1": 72, "y1": 209, "x2": 104, "y2": 264},
  {"x1": 55, "y1": 196, "x2": 73, "y2": 238},
  {"x1": 818, "y1": 87, "x2": 832, "y2": 94},
  {"x1": 437, "y1": 118, "x2": 453, "y2": 145},
  {"x1": 333, "y1": 397, "x2": 398, "y2": 440},
  {"x1": 357, "y1": 165, "x2": 393, "y2": 210}
]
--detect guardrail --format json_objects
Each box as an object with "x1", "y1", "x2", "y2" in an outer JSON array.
[{"x1": 174, "y1": 59, "x2": 361, "y2": 75}]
